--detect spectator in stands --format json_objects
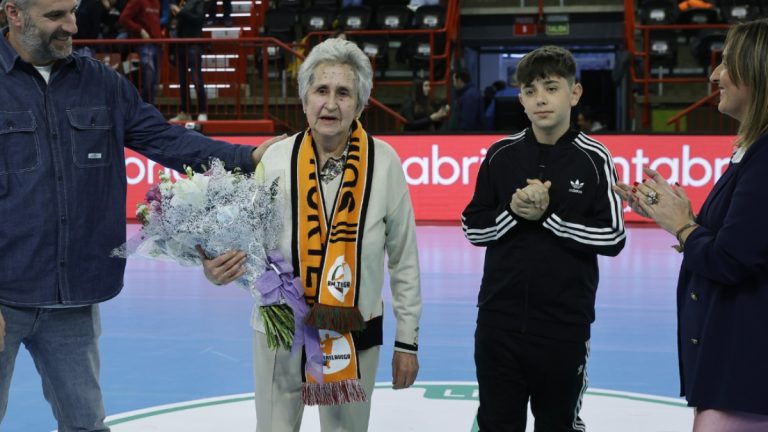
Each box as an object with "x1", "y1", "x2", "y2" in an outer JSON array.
[
  {"x1": 73, "y1": 0, "x2": 108, "y2": 57},
  {"x1": 615, "y1": 18, "x2": 768, "y2": 430},
  {"x1": 0, "y1": 0, "x2": 276, "y2": 429},
  {"x1": 200, "y1": 37, "x2": 422, "y2": 432},
  {"x1": 101, "y1": 0, "x2": 125, "y2": 39},
  {"x1": 484, "y1": 79, "x2": 518, "y2": 130},
  {"x1": 576, "y1": 105, "x2": 606, "y2": 132},
  {"x1": 400, "y1": 78, "x2": 449, "y2": 131},
  {"x1": 463, "y1": 45, "x2": 625, "y2": 432},
  {"x1": 169, "y1": 0, "x2": 211, "y2": 122},
  {"x1": 444, "y1": 68, "x2": 485, "y2": 131},
  {"x1": 119, "y1": 0, "x2": 162, "y2": 104}
]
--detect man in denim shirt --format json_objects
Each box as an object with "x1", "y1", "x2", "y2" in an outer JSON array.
[{"x1": 0, "y1": 0, "x2": 273, "y2": 429}]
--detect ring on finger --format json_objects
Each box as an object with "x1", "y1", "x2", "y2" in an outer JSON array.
[{"x1": 642, "y1": 187, "x2": 660, "y2": 205}]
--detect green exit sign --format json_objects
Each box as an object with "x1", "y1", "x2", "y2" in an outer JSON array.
[{"x1": 545, "y1": 22, "x2": 570, "y2": 36}]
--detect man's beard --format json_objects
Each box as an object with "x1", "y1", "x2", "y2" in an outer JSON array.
[{"x1": 18, "y1": 14, "x2": 73, "y2": 65}]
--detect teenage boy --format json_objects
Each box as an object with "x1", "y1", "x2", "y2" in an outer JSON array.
[{"x1": 461, "y1": 45, "x2": 626, "y2": 431}]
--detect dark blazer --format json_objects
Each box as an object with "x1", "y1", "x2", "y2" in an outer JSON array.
[{"x1": 677, "y1": 132, "x2": 768, "y2": 415}]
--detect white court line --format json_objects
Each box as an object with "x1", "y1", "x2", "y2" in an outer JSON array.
[{"x1": 95, "y1": 381, "x2": 692, "y2": 432}]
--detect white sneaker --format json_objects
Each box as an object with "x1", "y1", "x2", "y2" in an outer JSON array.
[
  {"x1": 170, "y1": 112, "x2": 191, "y2": 121},
  {"x1": 197, "y1": 113, "x2": 208, "y2": 122}
]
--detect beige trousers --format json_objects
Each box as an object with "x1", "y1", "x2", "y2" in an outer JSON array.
[{"x1": 252, "y1": 330, "x2": 380, "y2": 432}]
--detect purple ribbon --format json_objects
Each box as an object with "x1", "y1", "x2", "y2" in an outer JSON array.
[{"x1": 254, "y1": 251, "x2": 323, "y2": 382}]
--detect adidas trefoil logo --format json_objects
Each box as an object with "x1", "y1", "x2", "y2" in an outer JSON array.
[{"x1": 569, "y1": 179, "x2": 584, "y2": 194}]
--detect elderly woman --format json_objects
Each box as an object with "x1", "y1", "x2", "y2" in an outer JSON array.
[
  {"x1": 201, "y1": 38, "x2": 422, "y2": 431},
  {"x1": 615, "y1": 19, "x2": 768, "y2": 431}
]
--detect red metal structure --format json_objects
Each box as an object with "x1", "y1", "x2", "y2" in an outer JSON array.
[
  {"x1": 73, "y1": 0, "x2": 459, "y2": 134},
  {"x1": 623, "y1": 0, "x2": 738, "y2": 133}
]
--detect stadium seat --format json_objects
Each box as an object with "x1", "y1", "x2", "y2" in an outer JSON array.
[
  {"x1": 649, "y1": 32, "x2": 678, "y2": 71},
  {"x1": 354, "y1": 35, "x2": 390, "y2": 77},
  {"x1": 276, "y1": 0, "x2": 304, "y2": 8},
  {"x1": 676, "y1": 7, "x2": 720, "y2": 24},
  {"x1": 719, "y1": 1, "x2": 759, "y2": 22},
  {"x1": 413, "y1": 4, "x2": 446, "y2": 29},
  {"x1": 404, "y1": 33, "x2": 446, "y2": 78},
  {"x1": 689, "y1": 29, "x2": 726, "y2": 69},
  {"x1": 258, "y1": 8, "x2": 299, "y2": 74},
  {"x1": 639, "y1": 0, "x2": 677, "y2": 24},
  {"x1": 375, "y1": 4, "x2": 412, "y2": 30},
  {"x1": 301, "y1": 6, "x2": 336, "y2": 33},
  {"x1": 263, "y1": 7, "x2": 298, "y2": 41},
  {"x1": 338, "y1": 5, "x2": 373, "y2": 30}
]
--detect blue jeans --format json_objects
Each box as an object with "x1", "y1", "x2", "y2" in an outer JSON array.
[
  {"x1": 0, "y1": 304, "x2": 109, "y2": 432},
  {"x1": 138, "y1": 44, "x2": 160, "y2": 105}
]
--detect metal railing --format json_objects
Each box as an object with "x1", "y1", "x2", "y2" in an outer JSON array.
[
  {"x1": 72, "y1": 0, "x2": 459, "y2": 134},
  {"x1": 623, "y1": 0, "x2": 732, "y2": 131}
]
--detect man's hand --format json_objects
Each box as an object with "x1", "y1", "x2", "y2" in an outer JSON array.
[
  {"x1": 392, "y1": 351, "x2": 419, "y2": 390},
  {"x1": 510, "y1": 179, "x2": 551, "y2": 221},
  {"x1": 250, "y1": 134, "x2": 287, "y2": 166},
  {"x1": 196, "y1": 245, "x2": 246, "y2": 286},
  {"x1": 0, "y1": 308, "x2": 6, "y2": 352}
]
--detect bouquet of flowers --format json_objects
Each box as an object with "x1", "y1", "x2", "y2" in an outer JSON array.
[{"x1": 114, "y1": 159, "x2": 304, "y2": 351}]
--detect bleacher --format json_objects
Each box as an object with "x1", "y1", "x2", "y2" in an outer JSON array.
[
  {"x1": 73, "y1": 0, "x2": 458, "y2": 134},
  {"x1": 72, "y1": 0, "x2": 751, "y2": 135}
]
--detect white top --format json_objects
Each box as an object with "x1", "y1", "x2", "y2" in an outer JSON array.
[
  {"x1": 257, "y1": 133, "x2": 422, "y2": 353},
  {"x1": 34, "y1": 65, "x2": 53, "y2": 83}
]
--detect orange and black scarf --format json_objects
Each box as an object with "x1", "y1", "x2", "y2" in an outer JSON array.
[{"x1": 291, "y1": 120, "x2": 374, "y2": 405}]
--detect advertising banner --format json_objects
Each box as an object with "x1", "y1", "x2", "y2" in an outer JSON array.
[{"x1": 125, "y1": 134, "x2": 735, "y2": 223}]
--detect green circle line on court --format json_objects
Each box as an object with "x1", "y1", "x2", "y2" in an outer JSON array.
[{"x1": 105, "y1": 383, "x2": 688, "y2": 427}]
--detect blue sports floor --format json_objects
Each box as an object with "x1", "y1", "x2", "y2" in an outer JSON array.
[{"x1": 3, "y1": 225, "x2": 685, "y2": 431}]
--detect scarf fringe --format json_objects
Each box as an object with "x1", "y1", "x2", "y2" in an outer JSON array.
[
  {"x1": 305, "y1": 304, "x2": 366, "y2": 333},
  {"x1": 301, "y1": 379, "x2": 367, "y2": 406}
]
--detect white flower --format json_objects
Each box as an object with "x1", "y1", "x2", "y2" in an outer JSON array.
[
  {"x1": 216, "y1": 205, "x2": 240, "y2": 225},
  {"x1": 114, "y1": 158, "x2": 283, "y2": 292},
  {"x1": 170, "y1": 175, "x2": 209, "y2": 209}
]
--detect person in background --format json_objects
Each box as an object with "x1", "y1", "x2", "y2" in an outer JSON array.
[
  {"x1": 484, "y1": 79, "x2": 518, "y2": 130},
  {"x1": 576, "y1": 105, "x2": 605, "y2": 132},
  {"x1": 462, "y1": 45, "x2": 625, "y2": 431},
  {"x1": 119, "y1": 0, "x2": 162, "y2": 104},
  {"x1": 0, "y1": 0, "x2": 275, "y2": 428},
  {"x1": 444, "y1": 68, "x2": 485, "y2": 131},
  {"x1": 169, "y1": 0, "x2": 211, "y2": 122},
  {"x1": 73, "y1": 0, "x2": 107, "y2": 57},
  {"x1": 400, "y1": 78, "x2": 448, "y2": 131},
  {"x1": 614, "y1": 18, "x2": 768, "y2": 431},
  {"x1": 200, "y1": 38, "x2": 422, "y2": 432}
]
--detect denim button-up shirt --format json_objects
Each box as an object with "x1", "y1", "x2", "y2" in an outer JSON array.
[{"x1": 0, "y1": 31, "x2": 256, "y2": 306}]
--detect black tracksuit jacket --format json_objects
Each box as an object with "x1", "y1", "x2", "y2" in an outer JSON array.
[{"x1": 462, "y1": 128, "x2": 626, "y2": 342}]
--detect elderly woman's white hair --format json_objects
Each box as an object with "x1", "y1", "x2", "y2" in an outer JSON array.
[{"x1": 297, "y1": 38, "x2": 373, "y2": 113}]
